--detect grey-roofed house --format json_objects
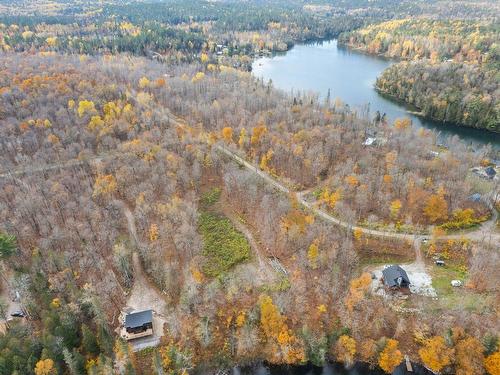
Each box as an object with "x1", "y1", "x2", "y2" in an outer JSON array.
[
  {"x1": 382, "y1": 265, "x2": 410, "y2": 289},
  {"x1": 469, "y1": 193, "x2": 481, "y2": 202},
  {"x1": 485, "y1": 166, "x2": 496, "y2": 178},
  {"x1": 124, "y1": 310, "x2": 153, "y2": 339}
]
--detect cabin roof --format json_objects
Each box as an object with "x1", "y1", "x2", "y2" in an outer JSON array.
[
  {"x1": 125, "y1": 310, "x2": 153, "y2": 328},
  {"x1": 382, "y1": 265, "x2": 410, "y2": 287},
  {"x1": 485, "y1": 166, "x2": 496, "y2": 176}
]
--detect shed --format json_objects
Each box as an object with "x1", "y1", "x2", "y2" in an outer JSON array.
[
  {"x1": 125, "y1": 310, "x2": 153, "y2": 335},
  {"x1": 382, "y1": 265, "x2": 410, "y2": 288}
]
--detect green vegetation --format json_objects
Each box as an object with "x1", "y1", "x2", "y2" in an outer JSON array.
[
  {"x1": 199, "y1": 212, "x2": 250, "y2": 277},
  {"x1": 0, "y1": 232, "x2": 16, "y2": 259},
  {"x1": 376, "y1": 61, "x2": 499, "y2": 132},
  {"x1": 200, "y1": 187, "x2": 222, "y2": 208},
  {"x1": 432, "y1": 264, "x2": 467, "y2": 297},
  {"x1": 260, "y1": 275, "x2": 291, "y2": 293},
  {"x1": 439, "y1": 209, "x2": 487, "y2": 232}
]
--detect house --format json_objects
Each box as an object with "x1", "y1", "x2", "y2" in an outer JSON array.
[
  {"x1": 382, "y1": 265, "x2": 410, "y2": 289},
  {"x1": 485, "y1": 166, "x2": 496, "y2": 179},
  {"x1": 469, "y1": 193, "x2": 481, "y2": 202},
  {"x1": 123, "y1": 310, "x2": 153, "y2": 340},
  {"x1": 363, "y1": 137, "x2": 376, "y2": 146}
]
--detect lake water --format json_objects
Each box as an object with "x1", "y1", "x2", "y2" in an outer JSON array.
[
  {"x1": 252, "y1": 40, "x2": 500, "y2": 149},
  {"x1": 235, "y1": 361, "x2": 433, "y2": 375}
]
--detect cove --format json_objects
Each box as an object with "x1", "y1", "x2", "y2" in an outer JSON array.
[{"x1": 252, "y1": 40, "x2": 500, "y2": 150}]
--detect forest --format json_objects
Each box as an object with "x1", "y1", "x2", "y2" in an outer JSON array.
[
  {"x1": 0, "y1": 1, "x2": 499, "y2": 375},
  {"x1": 339, "y1": 19, "x2": 499, "y2": 131}
]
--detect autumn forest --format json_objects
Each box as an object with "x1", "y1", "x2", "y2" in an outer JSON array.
[{"x1": 0, "y1": 1, "x2": 499, "y2": 375}]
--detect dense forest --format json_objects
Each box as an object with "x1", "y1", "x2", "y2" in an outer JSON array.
[
  {"x1": 0, "y1": 1, "x2": 499, "y2": 375},
  {"x1": 339, "y1": 19, "x2": 499, "y2": 131}
]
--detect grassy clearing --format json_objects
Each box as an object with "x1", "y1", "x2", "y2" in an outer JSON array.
[
  {"x1": 200, "y1": 187, "x2": 221, "y2": 208},
  {"x1": 199, "y1": 212, "x2": 251, "y2": 278},
  {"x1": 431, "y1": 264, "x2": 467, "y2": 297},
  {"x1": 426, "y1": 264, "x2": 495, "y2": 313}
]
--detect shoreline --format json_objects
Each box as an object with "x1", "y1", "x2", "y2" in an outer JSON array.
[{"x1": 374, "y1": 87, "x2": 500, "y2": 135}]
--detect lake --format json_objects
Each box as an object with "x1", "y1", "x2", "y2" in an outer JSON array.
[
  {"x1": 234, "y1": 361, "x2": 433, "y2": 375},
  {"x1": 252, "y1": 40, "x2": 500, "y2": 149}
]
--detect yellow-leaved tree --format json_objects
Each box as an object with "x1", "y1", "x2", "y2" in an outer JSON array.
[
  {"x1": 307, "y1": 239, "x2": 319, "y2": 269},
  {"x1": 334, "y1": 335, "x2": 357, "y2": 366},
  {"x1": 92, "y1": 175, "x2": 118, "y2": 198},
  {"x1": 346, "y1": 273, "x2": 371, "y2": 311},
  {"x1": 238, "y1": 128, "x2": 247, "y2": 148},
  {"x1": 259, "y1": 295, "x2": 304, "y2": 363},
  {"x1": 138, "y1": 76, "x2": 150, "y2": 89},
  {"x1": 77, "y1": 100, "x2": 96, "y2": 117},
  {"x1": 378, "y1": 339, "x2": 403, "y2": 373},
  {"x1": 390, "y1": 199, "x2": 402, "y2": 219},
  {"x1": 34, "y1": 359, "x2": 56, "y2": 375},
  {"x1": 418, "y1": 336, "x2": 454, "y2": 373}
]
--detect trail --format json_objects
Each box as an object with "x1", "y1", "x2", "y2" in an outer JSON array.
[
  {"x1": 113, "y1": 200, "x2": 167, "y2": 351},
  {"x1": 113, "y1": 200, "x2": 167, "y2": 315},
  {"x1": 225, "y1": 212, "x2": 275, "y2": 282}
]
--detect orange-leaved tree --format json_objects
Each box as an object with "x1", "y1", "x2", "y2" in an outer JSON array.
[
  {"x1": 378, "y1": 339, "x2": 403, "y2": 373},
  {"x1": 455, "y1": 336, "x2": 484, "y2": 375},
  {"x1": 423, "y1": 191, "x2": 448, "y2": 223},
  {"x1": 484, "y1": 351, "x2": 500, "y2": 375}
]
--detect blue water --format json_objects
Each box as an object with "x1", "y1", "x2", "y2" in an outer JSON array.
[{"x1": 252, "y1": 40, "x2": 499, "y2": 150}]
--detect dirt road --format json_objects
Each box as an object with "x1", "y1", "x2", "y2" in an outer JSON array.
[{"x1": 216, "y1": 145, "x2": 500, "y2": 245}]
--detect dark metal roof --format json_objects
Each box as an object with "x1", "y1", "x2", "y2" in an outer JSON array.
[
  {"x1": 382, "y1": 265, "x2": 410, "y2": 287},
  {"x1": 485, "y1": 166, "x2": 496, "y2": 176},
  {"x1": 125, "y1": 310, "x2": 153, "y2": 328}
]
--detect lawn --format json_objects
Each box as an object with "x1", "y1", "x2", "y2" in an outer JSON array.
[
  {"x1": 199, "y1": 211, "x2": 251, "y2": 278},
  {"x1": 431, "y1": 264, "x2": 467, "y2": 297}
]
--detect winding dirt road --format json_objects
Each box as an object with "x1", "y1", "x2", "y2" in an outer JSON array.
[{"x1": 216, "y1": 145, "x2": 500, "y2": 245}]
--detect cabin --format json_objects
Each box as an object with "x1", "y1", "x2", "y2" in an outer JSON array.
[
  {"x1": 485, "y1": 166, "x2": 496, "y2": 179},
  {"x1": 382, "y1": 265, "x2": 410, "y2": 289},
  {"x1": 123, "y1": 310, "x2": 153, "y2": 340}
]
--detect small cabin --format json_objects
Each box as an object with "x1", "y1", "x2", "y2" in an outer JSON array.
[
  {"x1": 382, "y1": 265, "x2": 410, "y2": 289},
  {"x1": 485, "y1": 166, "x2": 496, "y2": 178},
  {"x1": 123, "y1": 310, "x2": 153, "y2": 340}
]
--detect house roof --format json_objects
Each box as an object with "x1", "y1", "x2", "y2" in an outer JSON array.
[
  {"x1": 125, "y1": 310, "x2": 153, "y2": 328},
  {"x1": 485, "y1": 166, "x2": 496, "y2": 176},
  {"x1": 469, "y1": 193, "x2": 481, "y2": 202},
  {"x1": 382, "y1": 265, "x2": 410, "y2": 287}
]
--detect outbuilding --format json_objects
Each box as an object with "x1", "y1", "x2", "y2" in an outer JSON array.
[
  {"x1": 382, "y1": 265, "x2": 410, "y2": 289},
  {"x1": 123, "y1": 310, "x2": 153, "y2": 340}
]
